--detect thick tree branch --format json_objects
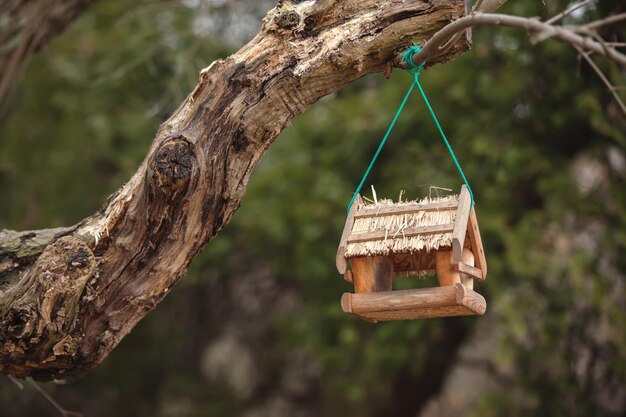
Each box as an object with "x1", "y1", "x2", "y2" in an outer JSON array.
[
  {"x1": 3, "y1": 0, "x2": 622, "y2": 381},
  {"x1": 0, "y1": 0, "x2": 475, "y2": 380}
]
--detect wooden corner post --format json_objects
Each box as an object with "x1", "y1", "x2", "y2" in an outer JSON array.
[
  {"x1": 336, "y1": 195, "x2": 361, "y2": 274},
  {"x1": 451, "y1": 185, "x2": 471, "y2": 264}
]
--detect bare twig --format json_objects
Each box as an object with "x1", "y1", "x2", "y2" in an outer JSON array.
[
  {"x1": 585, "y1": 13, "x2": 626, "y2": 30},
  {"x1": 575, "y1": 46, "x2": 626, "y2": 116},
  {"x1": 475, "y1": 0, "x2": 509, "y2": 13},
  {"x1": 580, "y1": 27, "x2": 616, "y2": 64},
  {"x1": 471, "y1": 0, "x2": 485, "y2": 14},
  {"x1": 8, "y1": 375, "x2": 24, "y2": 390},
  {"x1": 395, "y1": 7, "x2": 626, "y2": 116},
  {"x1": 402, "y1": 13, "x2": 626, "y2": 68},
  {"x1": 545, "y1": 0, "x2": 593, "y2": 25},
  {"x1": 439, "y1": 0, "x2": 490, "y2": 55},
  {"x1": 27, "y1": 379, "x2": 84, "y2": 417},
  {"x1": 438, "y1": 31, "x2": 466, "y2": 55}
]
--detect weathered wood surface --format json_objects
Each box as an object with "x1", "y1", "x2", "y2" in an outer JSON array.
[
  {"x1": 0, "y1": 0, "x2": 471, "y2": 379},
  {"x1": 468, "y1": 207, "x2": 488, "y2": 279},
  {"x1": 459, "y1": 247, "x2": 475, "y2": 289},
  {"x1": 336, "y1": 195, "x2": 361, "y2": 274},
  {"x1": 451, "y1": 185, "x2": 471, "y2": 263},
  {"x1": 353, "y1": 200, "x2": 458, "y2": 219},
  {"x1": 347, "y1": 223, "x2": 455, "y2": 244},
  {"x1": 341, "y1": 283, "x2": 486, "y2": 321},
  {"x1": 437, "y1": 247, "x2": 478, "y2": 288},
  {"x1": 451, "y1": 260, "x2": 484, "y2": 281},
  {"x1": 0, "y1": 227, "x2": 77, "y2": 296}
]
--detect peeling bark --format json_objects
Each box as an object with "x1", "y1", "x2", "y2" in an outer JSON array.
[
  {"x1": 0, "y1": 236, "x2": 95, "y2": 379},
  {"x1": 0, "y1": 0, "x2": 471, "y2": 380}
]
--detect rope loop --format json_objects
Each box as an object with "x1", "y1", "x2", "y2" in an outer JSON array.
[
  {"x1": 347, "y1": 46, "x2": 474, "y2": 214},
  {"x1": 401, "y1": 45, "x2": 425, "y2": 76}
]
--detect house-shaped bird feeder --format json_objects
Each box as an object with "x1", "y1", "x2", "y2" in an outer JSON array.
[{"x1": 336, "y1": 185, "x2": 487, "y2": 322}]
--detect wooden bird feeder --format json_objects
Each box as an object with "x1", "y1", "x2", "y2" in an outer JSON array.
[{"x1": 337, "y1": 185, "x2": 487, "y2": 322}]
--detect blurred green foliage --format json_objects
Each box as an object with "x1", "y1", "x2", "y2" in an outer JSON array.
[{"x1": 0, "y1": 0, "x2": 625, "y2": 416}]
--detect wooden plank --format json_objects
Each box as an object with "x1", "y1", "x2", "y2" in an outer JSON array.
[
  {"x1": 354, "y1": 200, "x2": 458, "y2": 219},
  {"x1": 459, "y1": 248, "x2": 475, "y2": 289},
  {"x1": 336, "y1": 195, "x2": 361, "y2": 274},
  {"x1": 351, "y1": 256, "x2": 393, "y2": 293},
  {"x1": 435, "y1": 250, "x2": 459, "y2": 286},
  {"x1": 343, "y1": 286, "x2": 458, "y2": 313},
  {"x1": 467, "y1": 207, "x2": 487, "y2": 279},
  {"x1": 346, "y1": 223, "x2": 454, "y2": 244},
  {"x1": 340, "y1": 284, "x2": 486, "y2": 322},
  {"x1": 356, "y1": 305, "x2": 478, "y2": 321},
  {"x1": 451, "y1": 185, "x2": 471, "y2": 263},
  {"x1": 451, "y1": 262, "x2": 484, "y2": 281}
]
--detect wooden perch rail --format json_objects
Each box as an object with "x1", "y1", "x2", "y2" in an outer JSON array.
[
  {"x1": 0, "y1": 0, "x2": 474, "y2": 380},
  {"x1": 341, "y1": 284, "x2": 487, "y2": 321}
]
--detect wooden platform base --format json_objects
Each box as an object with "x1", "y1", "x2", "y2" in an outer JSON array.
[{"x1": 341, "y1": 283, "x2": 486, "y2": 322}]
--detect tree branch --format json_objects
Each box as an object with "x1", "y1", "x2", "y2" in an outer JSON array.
[
  {"x1": 474, "y1": 0, "x2": 508, "y2": 13},
  {"x1": 3, "y1": 0, "x2": 622, "y2": 381},
  {"x1": 395, "y1": 7, "x2": 626, "y2": 115},
  {"x1": 584, "y1": 12, "x2": 626, "y2": 30},
  {"x1": 575, "y1": 46, "x2": 626, "y2": 116},
  {"x1": 0, "y1": 0, "x2": 474, "y2": 380},
  {"x1": 545, "y1": 0, "x2": 593, "y2": 25},
  {"x1": 403, "y1": 12, "x2": 626, "y2": 69},
  {"x1": 26, "y1": 379, "x2": 84, "y2": 417}
]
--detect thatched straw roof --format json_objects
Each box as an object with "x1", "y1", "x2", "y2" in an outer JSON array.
[{"x1": 345, "y1": 194, "x2": 459, "y2": 259}]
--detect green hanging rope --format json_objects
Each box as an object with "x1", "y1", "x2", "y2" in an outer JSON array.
[
  {"x1": 347, "y1": 45, "x2": 474, "y2": 213},
  {"x1": 345, "y1": 79, "x2": 416, "y2": 212}
]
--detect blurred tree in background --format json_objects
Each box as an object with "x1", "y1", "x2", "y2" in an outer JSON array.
[{"x1": 0, "y1": 0, "x2": 625, "y2": 416}]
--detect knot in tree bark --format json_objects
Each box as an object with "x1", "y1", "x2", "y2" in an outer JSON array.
[
  {"x1": 150, "y1": 136, "x2": 196, "y2": 195},
  {"x1": 275, "y1": 10, "x2": 301, "y2": 29},
  {"x1": 155, "y1": 138, "x2": 194, "y2": 180}
]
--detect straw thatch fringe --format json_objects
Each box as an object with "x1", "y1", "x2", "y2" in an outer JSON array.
[{"x1": 345, "y1": 194, "x2": 458, "y2": 258}]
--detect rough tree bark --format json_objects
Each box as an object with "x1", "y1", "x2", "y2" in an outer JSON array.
[{"x1": 0, "y1": 0, "x2": 472, "y2": 380}]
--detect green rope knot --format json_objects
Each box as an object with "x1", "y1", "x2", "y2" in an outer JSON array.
[
  {"x1": 401, "y1": 45, "x2": 425, "y2": 74},
  {"x1": 347, "y1": 45, "x2": 474, "y2": 214}
]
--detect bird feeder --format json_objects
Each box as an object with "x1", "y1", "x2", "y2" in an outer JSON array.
[{"x1": 337, "y1": 185, "x2": 487, "y2": 322}]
